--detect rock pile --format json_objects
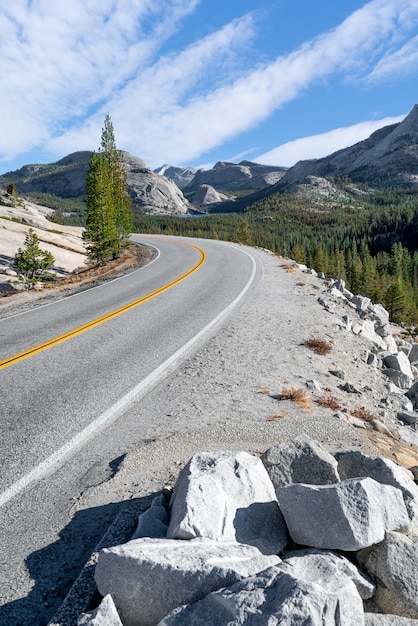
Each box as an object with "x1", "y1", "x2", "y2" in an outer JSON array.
[
  {"x1": 78, "y1": 436, "x2": 418, "y2": 625},
  {"x1": 300, "y1": 268, "x2": 418, "y2": 448}
]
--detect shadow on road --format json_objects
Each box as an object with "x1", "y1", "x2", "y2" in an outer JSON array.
[{"x1": 0, "y1": 493, "x2": 157, "y2": 626}]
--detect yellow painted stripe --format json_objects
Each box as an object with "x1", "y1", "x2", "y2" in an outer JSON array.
[{"x1": 0, "y1": 241, "x2": 206, "y2": 371}]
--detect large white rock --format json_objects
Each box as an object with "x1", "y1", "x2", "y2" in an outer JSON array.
[
  {"x1": 94, "y1": 537, "x2": 280, "y2": 626},
  {"x1": 384, "y1": 352, "x2": 414, "y2": 379},
  {"x1": 359, "y1": 319, "x2": 387, "y2": 349},
  {"x1": 357, "y1": 530, "x2": 418, "y2": 618},
  {"x1": 260, "y1": 434, "x2": 340, "y2": 488},
  {"x1": 281, "y1": 548, "x2": 375, "y2": 599},
  {"x1": 131, "y1": 493, "x2": 168, "y2": 539},
  {"x1": 409, "y1": 343, "x2": 418, "y2": 364},
  {"x1": 166, "y1": 450, "x2": 288, "y2": 554},
  {"x1": 383, "y1": 368, "x2": 413, "y2": 390},
  {"x1": 336, "y1": 450, "x2": 418, "y2": 525},
  {"x1": 77, "y1": 595, "x2": 122, "y2": 626},
  {"x1": 406, "y1": 381, "x2": 418, "y2": 409},
  {"x1": 352, "y1": 294, "x2": 372, "y2": 311},
  {"x1": 276, "y1": 477, "x2": 409, "y2": 551},
  {"x1": 159, "y1": 565, "x2": 365, "y2": 626}
]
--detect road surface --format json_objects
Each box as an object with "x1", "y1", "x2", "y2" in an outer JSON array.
[{"x1": 0, "y1": 235, "x2": 258, "y2": 625}]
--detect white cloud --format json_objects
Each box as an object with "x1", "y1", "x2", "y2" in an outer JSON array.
[
  {"x1": 0, "y1": 0, "x2": 201, "y2": 160},
  {"x1": 1, "y1": 0, "x2": 418, "y2": 168},
  {"x1": 107, "y1": 0, "x2": 418, "y2": 166},
  {"x1": 367, "y1": 35, "x2": 418, "y2": 81},
  {"x1": 254, "y1": 116, "x2": 405, "y2": 167}
]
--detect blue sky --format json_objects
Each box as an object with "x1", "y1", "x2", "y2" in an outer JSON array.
[{"x1": 0, "y1": 0, "x2": 417, "y2": 175}]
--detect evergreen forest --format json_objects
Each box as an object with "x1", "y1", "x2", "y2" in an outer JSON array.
[{"x1": 133, "y1": 185, "x2": 418, "y2": 326}]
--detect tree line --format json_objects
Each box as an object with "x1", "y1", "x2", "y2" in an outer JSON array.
[{"x1": 133, "y1": 187, "x2": 418, "y2": 325}]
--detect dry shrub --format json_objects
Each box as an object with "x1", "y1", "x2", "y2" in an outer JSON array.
[
  {"x1": 257, "y1": 386, "x2": 271, "y2": 395},
  {"x1": 267, "y1": 412, "x2": 288, "y2": 421},
  {"x1": 316, "y1": 395, "x2": 341, "y2": 410},
  {"x1": 303, "y1": 336, "x2": 333, "y2": 355},
  {"x1": 281, "y1": 261, "x2": 296, "y2": 273},
  {"x1": 351, "y1": 407, "x2": 377, "y2": 422},
  {"x1": 279, "y1": 386, "x2": 312, "y2": 411}
]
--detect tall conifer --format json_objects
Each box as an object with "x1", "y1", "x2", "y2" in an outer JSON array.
[{"x1": 84, "y1": 115, "x2": 133, "y2": 263}]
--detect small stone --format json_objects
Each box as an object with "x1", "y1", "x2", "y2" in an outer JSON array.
[{"x1": 329, "y1": 369, "x2": 345, "y2": 379}]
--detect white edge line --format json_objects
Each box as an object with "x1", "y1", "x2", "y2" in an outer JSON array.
[{"x1": 0, "y1": 245, "x2": 257, "y2": 508}]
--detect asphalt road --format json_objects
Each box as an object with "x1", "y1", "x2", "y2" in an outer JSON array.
[{"x1": 0, "y1": 236, "x2": 258, "y2": 625}]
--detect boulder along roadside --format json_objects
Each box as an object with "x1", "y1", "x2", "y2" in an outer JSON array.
[{"x1": 48, "y1": 245, "x2": 418, "y2": 624}]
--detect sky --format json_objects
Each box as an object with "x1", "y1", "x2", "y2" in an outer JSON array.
[{"x1": 0, "y1": 0, "x2": 417, "y2": 175}]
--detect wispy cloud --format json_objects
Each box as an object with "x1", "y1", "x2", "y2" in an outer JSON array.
[
  {"x1": 255, "y1": 115, "x2": 405, "y2": 166},
  {"x1": 0, "y1": 0, "x2": 201, "y2": 160},
  {"x1": 1, "y1": 0, "x2": 418, "y2": 169},
  {"x1": 367, "y1": 35, "x2": 418, "y2": 81}
]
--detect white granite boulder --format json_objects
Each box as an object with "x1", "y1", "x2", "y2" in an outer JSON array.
[
  {"x1": 260, "y1": 434, "x2": 340, "y2": 488},
  {"x1": 384, "y1": 353, "x2": 414, "y2": 379},
  {"x1": 409, "y1": 343, "x2": 418, "y2": 365},
  {"x1": 95, "y1": 537, "x2": 280, "y2": 626},
  {"x1": 336, "y1": 450, "x2": 418, "y2": 525},
  {"x1": 131, "y1": 493, "x2": 168, "y2": 540},
  {"x1": 281, "y1": 548, "x2": 374, "y2": 599},
  {"x1": 351, "y1": 294, "x2": 372, "y2": 311},
  {"x1": 77, "y1": 594, "x2": 122, "y2": 626},
  {"x1": 159, "y1": 564, "x2": 365, "y2": 626},
  {"x1": 357, "y1": 530, "x2": 418, "y2": 618},
  {"x1": 383, "y1": 369, "x2": 413, "y2": 389},
  {"x1": 276, "y1": 477, "x2": 409, "y2": 550},
  {"x1": 166, "y1": 450, "x2": 288, "y2": 554},
  {"x1": 406, "y1": 381, "x2": 418, "y2": 409}
]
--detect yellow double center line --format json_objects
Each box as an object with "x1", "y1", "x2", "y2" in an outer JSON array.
[{"x1": 0, "y1": 242, "x2": 206, "y2": 371}]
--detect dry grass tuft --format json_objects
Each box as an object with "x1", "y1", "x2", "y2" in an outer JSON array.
[
  {"x1": 296, "y1": 281, "x2": 305, "y2": 287},
  {"x1": 303, "y1": 336, "x2": 333, "y2": 355},
  {"x1": 316, "y1": 395, "x2": 341, "y2": 410},
  {"x1": 278, "y1": 386, "x2": 312, "y2": 411},
  {"x1": 280, "y1": 261, "x2": 296, "y2": 273},
  {"x1": 351, "y1": 407, "x2": 378, "y2": 422},
  {"x1": 257, "y1": 385, "x2": 271, "y2": 395},
  {"x1": 267, "y1": 412, "x2": 288, "y2": 421}
]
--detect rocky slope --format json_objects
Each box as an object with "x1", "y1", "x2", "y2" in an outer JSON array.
[
  {"x1": 185, "y1": 160, "x2": 288, "y2": 193},
  {"x1": 277, "y1": 104, "x2": 418, "y2": 190},
  {"x1": 153, "y1": 165, "x2": 197, "y2": 189},
  {"x1": 0, "y1": 152, "x2": 191, "y2": 216},
  {"x1": 0, "y1": 186, "x2": 88, "y2": 293}
]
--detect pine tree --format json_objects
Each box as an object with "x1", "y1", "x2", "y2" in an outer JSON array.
[
  {"x1": 83, "y1": 115, "x2": 133, "y2": 263},
  {"x1": 14, "y1": 228, "x2": 55, "y2": 286},
  {"x1": 384, "y1": 279, "x2": 408, "y2": 323},
  {"x1": 236, "y1": 218, "x2": 253, "y2": 245},
  {"x1": 84, "y1": 151, "x2": 117, "y2": 263}
]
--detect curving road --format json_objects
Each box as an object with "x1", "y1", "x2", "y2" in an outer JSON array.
[{"x1": 0, "y1": 235, "x2": 259, "y2": 625}]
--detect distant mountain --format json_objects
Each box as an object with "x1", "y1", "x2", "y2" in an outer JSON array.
[
  {"x1": 277, "y1": 104, "x2": 418, "y2": 190},
  {"x1": 1, "y1": 151, "x2": 191, "y2": 216},
  {"x1": 190, "y1": 184, "x2": 229, "y2": 206},
  {"x1": 185, "y1": 161, "x2": 288, "y2": 192},
  {"x1": 153, "y1": 164, "x2": 197, "y2": 188}
]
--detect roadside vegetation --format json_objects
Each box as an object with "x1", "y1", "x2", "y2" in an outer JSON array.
[
  {"x1": 14, "y1": 228, "x2": 55, "y2": 287},
  {"x1": 83, "y1": 115, "x2": 133, "y2": 264}
]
